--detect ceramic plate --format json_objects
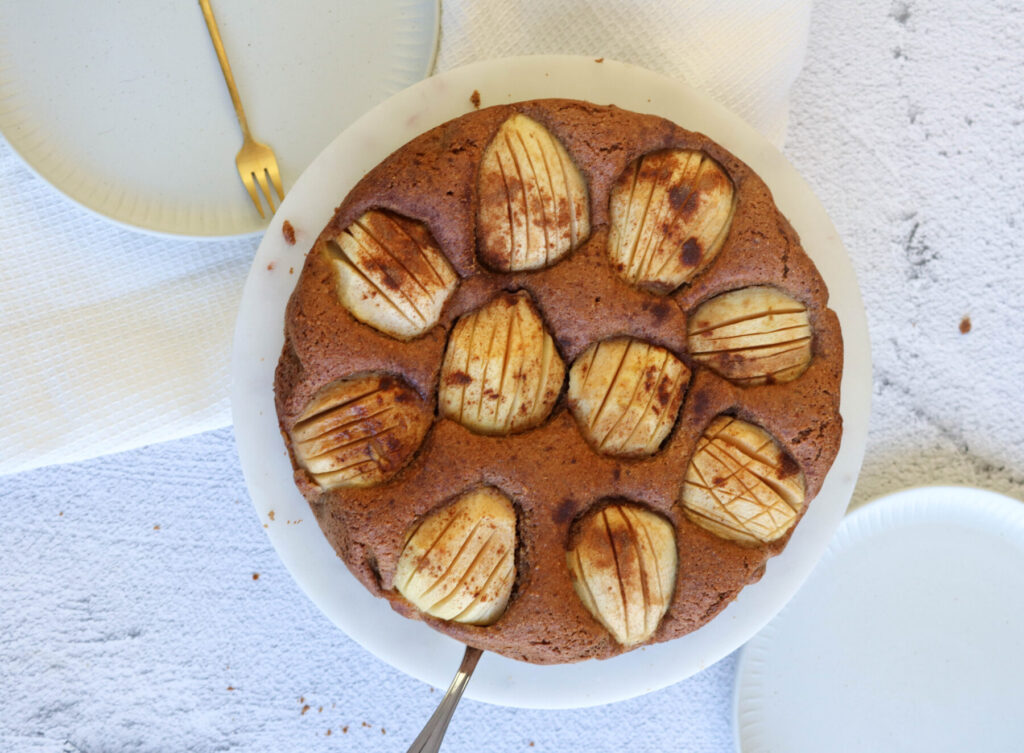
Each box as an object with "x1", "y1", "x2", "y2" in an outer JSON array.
[
  {"x1": 735, "y1": 486, "x2": 1024, "y2": 752},
  {"x1": 231, "y1": 55, "x2": 871, "y2": 709},
  {"x1": 0, "y1": 0, "x2": 439, "y2": 238}
]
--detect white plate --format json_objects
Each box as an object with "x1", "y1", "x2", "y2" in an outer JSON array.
[
  {"x1": 0, "y1": 0, "x2": 439, "y2": 238},
  {"x1": 734, "y1": 486, "x2": 1024, "y2": 753},
  {"x1": 231, "y1": 55, "x2": 872, "y2": 709}
]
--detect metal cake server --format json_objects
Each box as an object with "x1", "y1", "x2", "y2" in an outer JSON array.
[{"x1": 406, "y1": 646, "x2": 483, "y2": 753}]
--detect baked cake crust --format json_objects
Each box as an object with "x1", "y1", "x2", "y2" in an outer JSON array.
[{"x1": 274, "y1": 99, "x2": 843, "y2": 664}]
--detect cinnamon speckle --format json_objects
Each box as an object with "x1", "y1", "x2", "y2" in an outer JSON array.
[
  {"x1": 553, "y1": 498, "x2": 575, "y2": 525},
  {"x1": 959, "y1": 316, "x2": 971, "y2": 334},
  {"x1": 594, "y1": 58, "x2": 604, "y2": 63},
  {"x1": 282, "y1": 220, "x2": 296, "y2": 245},
  {"x1": 668, "y1": 185, "x2": 688, "y2": 209},
  {"x1": 268, "y1": 510, "x2": 276, "y2": 521},
  {"x1": 692, "y1": 390, "x2": 710, "y2": 415},
  {"x1": 342, "y1": 726, "x2": 349, "y2": 733},
  {"x1": 326, "y1": 729, "x2": 332, "y2": 736},
  {"x1": 680, "y1": 189, "x2": 701, "y2": 218},
  {"x1": 301, "y1": 705, "x2": 310, "y2": 715},
  {"x1": 656, "y1": 378, "x2": 673, "y2": 407},
  {"x1": 470, "y1": 90, "x2": 481, "y2": 109},
  {"x1": 153, "y1": 525, "x2": 160, "y2": 531},
  {"x1": 778, "y1": 452, "x2": 800, "y2": 478},
  {"x1": 446, "y1": 371, "x2": 473, "y2": 386},
  {"x1": 649, "y1": 301, "x2": 670, "y2": 322},
  {"x1": 252, "y1": 573, "x2": 259, "y2": 580},
  {"x1": 681, "y1": 238, "x2": 702, "y2": 266},
  {"x1": 226, "y1": 685, "x2": 235, "y2": 691},
  {"x1": 267, "y1": 261, "x2": 276, "y2": 271}
]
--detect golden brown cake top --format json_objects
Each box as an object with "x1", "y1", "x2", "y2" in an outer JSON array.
[{"x1": 274, "y1": 99, "x2": 843, "y2": 664}]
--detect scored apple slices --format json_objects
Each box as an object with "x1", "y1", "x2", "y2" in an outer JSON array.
[
  {"x1": 324, "y1": 209, "x2": 459, "y2": 340},
  {"x1": 688, "y1": 286, "x2": 812, "y2": 386},
  {"x1": 395, "y1": 486, "x2": 517, "y2": 626},
  {"x1": 608, "y1": 149, "x2": 736, "y2": 294},
  {"x1": 439, "y1": 291, "x2": 565, "y2": 435},
  {"x1": 289, "y1": 374, "x2": 432, "y2": 490},
  {"x1": 680, "y1": 415, "x2": 806, "y2": 545},
  {"x1": 567, "y1": 337, "x2": 690, "y2": 457},
  {"x1": 567, "y1": 502, "x2": 678, "y2": 646},
  {"x1": 477, "y1": 113, "x2": 591, "y2": 272}
]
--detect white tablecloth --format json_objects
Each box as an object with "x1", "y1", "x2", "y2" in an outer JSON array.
[{"x1": 3, "y1": 1, "x2": 1024, "y2": 751}]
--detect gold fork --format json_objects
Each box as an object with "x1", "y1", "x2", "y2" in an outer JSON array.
[{"x1": 199, "y1": 0, "x2": 284, "y2": 218}]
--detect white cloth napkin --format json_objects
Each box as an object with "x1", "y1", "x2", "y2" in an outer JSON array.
[
  {"x1": 0, "y1": 0, "x2": 810, "y2": 475},
  {"x1": 436, "y1": 0, "x2": 811, "y2": 146}
]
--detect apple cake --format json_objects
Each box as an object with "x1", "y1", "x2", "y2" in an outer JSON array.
[{"x1": 274, "y1": 99, "x2": 843, "y2": 664}]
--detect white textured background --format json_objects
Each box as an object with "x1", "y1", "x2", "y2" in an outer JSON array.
[{"x1": 2, "y1": 1, "x2": 1023, "y2": 751}]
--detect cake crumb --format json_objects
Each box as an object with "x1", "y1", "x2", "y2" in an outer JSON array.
[
  {"x1": 268, "y1": 510, "x2": 275, "y2": 521},
  {"x1": 282, "y1": 220, "x2": 296, "y2": 245},
  {"x1": 318, "y1": 706, "x2": 323, "y2": 713},
  {"x1": 153, "y1": 525, "x2": 160, "y2": 531},
  {"x1": 529, "y1": 742, "x2": 535, "y2": 747},
  {"x1": 326, "y1": 729, "x2": 332, "y2": 736},
  {"x1": 267, "y1": 261, "x2": 276, "y2": 271},
  {"x1": 59, "y1": 512, "x2": 63, "y2": 516},
  {"x1": 289, "y1": 266, "x2": 294, "y2": 274},
  {"x1": 252, "y1": 573, "x2": 260, "y2": 581},
  {"x1": 470, "y1": 90, "x2": 481, "y2": 109},
  {"x1": 301, "y1": 704, "x2": 311, "y2": 715},
  {"x1": 342, "y1": 726, "x2": 348, "y2": 734},
  {"x1": 594, "y1": 57, "x2": 604, "y2": 63},
  {"x1": 362, "y1": 721, "x2": 370, "y2": 728},
  {"x1": 227, "y1": 685, "x2": 235, "y2": 691},
  {"x1": 959, "y1": 316, "x2": 971, "y2": 334},
  {"x1": 299, "y1": 696, "x2": 304, "y2": 703},
  {"x1": 381, "y1": 728, "x2": 386, "y2": 735}
]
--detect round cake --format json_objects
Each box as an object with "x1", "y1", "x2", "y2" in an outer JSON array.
[{"x1": 274, "y1": 98, "x2": 843, "y2": 664}]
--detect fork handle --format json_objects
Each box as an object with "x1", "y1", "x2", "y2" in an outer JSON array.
[{"x1": 198, "y1": 0, "x2": 252, "y2": 141}]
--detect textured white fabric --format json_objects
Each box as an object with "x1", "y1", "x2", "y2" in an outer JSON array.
[
  {"x1": 0, "y1": 142, "x2": 259, "y2": 474},
  {"x1": 435, "y1": 0, "x2": 812, "y2": 146},
  {"x1": 0, "y1": 0, "x2": 811, "y2": 475}
]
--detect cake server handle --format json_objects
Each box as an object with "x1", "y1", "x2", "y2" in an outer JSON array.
[{"x1": 406, "y1": 645, "x2": 483, "y2": 753}]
